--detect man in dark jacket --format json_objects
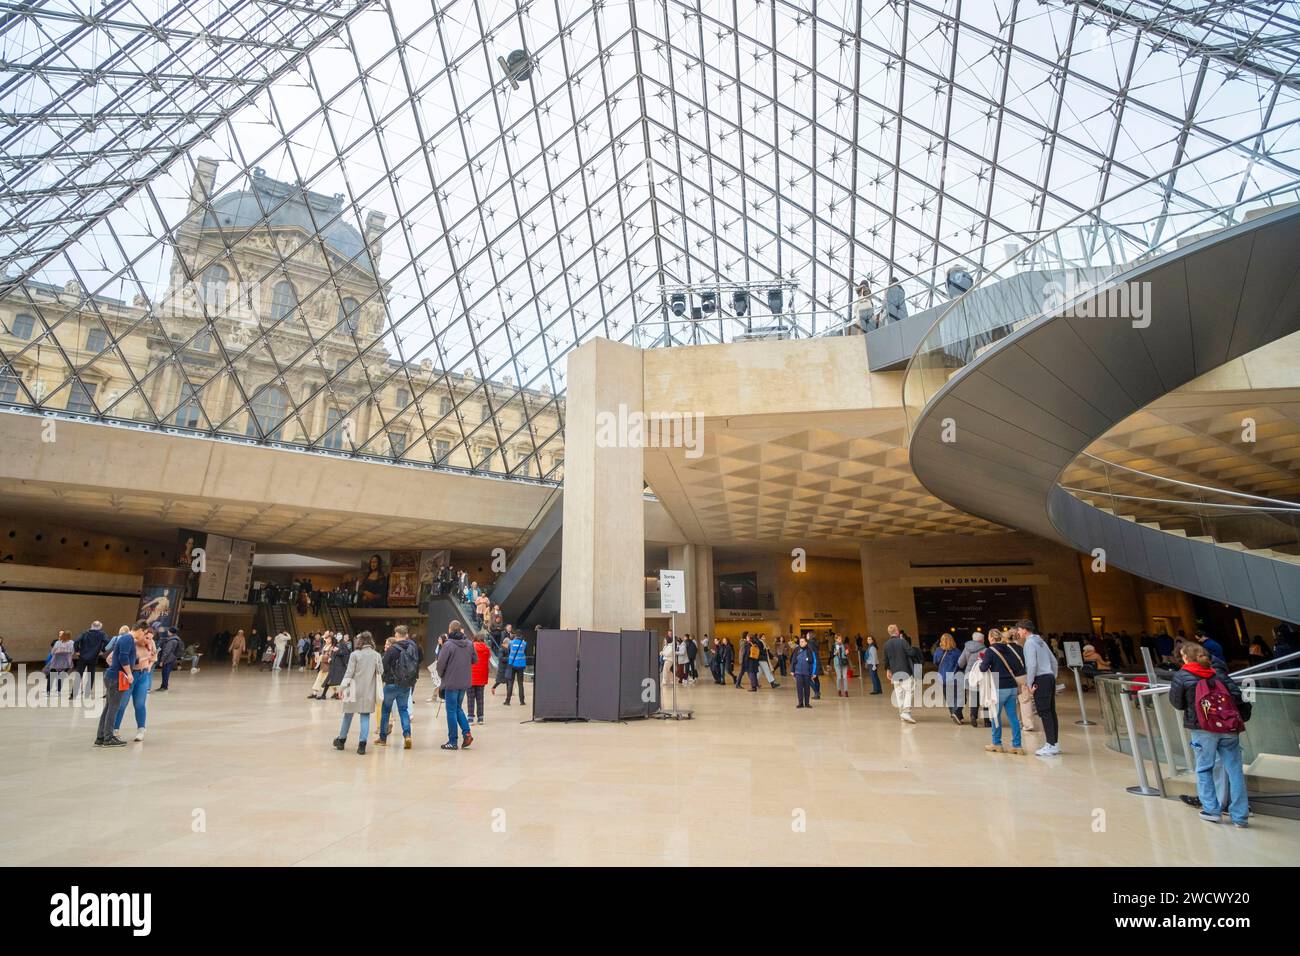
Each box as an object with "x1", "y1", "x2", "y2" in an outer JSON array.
[
  {"x1": 155, "y1": 627, "x2": 182, "y2": 690},
  {"x1": 1168, "y1": 642, "x2": 1249, "y2": 827},
  {"x1": 72, "y1": 621, "x2": 108, "y2": 699},
  {"x1": 436, "y1": 621, "x2": 475, "y2": 750}
]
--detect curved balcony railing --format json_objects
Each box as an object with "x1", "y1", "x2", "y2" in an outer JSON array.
[
  {"x1": 901, "y1": 120, "x2": 1300, "y2": 436},
  {"x1": 1060, "y1": 453, "x2": 1300, "y2": 559}
]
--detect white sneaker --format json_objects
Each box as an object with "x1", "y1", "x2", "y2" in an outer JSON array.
[
  {"x1": 900, "y1": 712, "x2": 916, "y2": 724},
  {"x1": 134, "y1": 729, "x2": 146, "y2": 742},
  {"x1": 1048, "y1": 744, "x2": 1061, "y2": 755},
  {"x1": 1034, "y1": 744, "x2": 1053, "y2": 756}
]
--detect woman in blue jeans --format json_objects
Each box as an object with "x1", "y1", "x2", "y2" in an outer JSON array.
[
  {"x1": 1168, "y1": 643, "x2": 1250, "y2": 827},
  {"x1": 114, "y1": 627, "x2": 157, "y2": 742},
  {"x1": 979, "y1": 631, "x2": 1026, "y2": 754},
  {"x1": 864, "y1": 636, "x2": 882, "y2": 694}
]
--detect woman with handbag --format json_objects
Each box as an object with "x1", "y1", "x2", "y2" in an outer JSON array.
[
  {"x1": 978, "y1": 629, "x2": 1027, "y2": 754},
  {"x1": 333, "y1": 631, "x2": 382, "y2": 755}
]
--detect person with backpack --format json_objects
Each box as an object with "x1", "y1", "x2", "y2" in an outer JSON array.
[
  {"x1": 1169, "y1": 642, "x2": 1250, "y2": 827},
  {"x1": 504, "y1": 629, "x2": 528, "y2": 706},
  {"x1": 883, "y1": 624, "x2": 918, "y2": 723},
  {"x1": 467, "y1": 633, "x2": 490, "y2": 724},
  {"x1": 979, "y1": 630, "x2": 1026, "y2": 754},
  {"x1": 377, "y1": 625, "x2": 419, "y2": 749},
  {"x1": 791, "y1": 635, "x2": 818, "y2": 709},
  {"x1": 740, "y1": 633, "x2": 760, "y2": 692},
  {"x1": 755, "y1": 635, "x2": 779, "y2": 689}
]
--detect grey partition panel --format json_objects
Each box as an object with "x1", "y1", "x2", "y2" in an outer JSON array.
[
  {"x1": 620, "y1": 629, "x2": 660, "y2": 718},
  {"x1": 576, "y1": 630, "x2": 621, "y2": 721},
  {"x1": 533, "y1": 628, "x2": 579, "y2": 719}
]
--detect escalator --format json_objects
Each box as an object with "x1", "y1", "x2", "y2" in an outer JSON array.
[{"x1": 486, "y1": 486, "x2": 563, "y2": 630}]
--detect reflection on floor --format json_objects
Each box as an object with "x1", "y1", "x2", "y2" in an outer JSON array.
[{"x1": 1, "y1": 667, "x2": 1295, "y2": 866}]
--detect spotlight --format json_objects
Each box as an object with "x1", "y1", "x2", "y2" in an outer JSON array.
[
  {"x1": 767, "y1": 288, "x2": 784, "y2": 314},
  {"x1": 700, "y1": 290, "x2": 717, "y2": 315},
  {"x1": 669, "y1": 292, "x2": 686, "y2": 317},
  {"x1": 497, "y1": 49, "x2": 533, "y2": 90},
  {"x1": 732, "y1": 290, "x2": 749, "y2": 316}
]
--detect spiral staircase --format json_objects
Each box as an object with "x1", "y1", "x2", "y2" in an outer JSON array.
[{"x1": 902, "y1": 136, "x2": 1300, "y2": 624}]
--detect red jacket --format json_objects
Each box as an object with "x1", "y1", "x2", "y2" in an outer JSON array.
[{"x1": 471, "y1": 641, "x2": 490, "y2": 686}]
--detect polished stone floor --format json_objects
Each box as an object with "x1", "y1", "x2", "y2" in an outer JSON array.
[{"x1": 1, "y1": 666, "x2": 1295, "y2": 866}]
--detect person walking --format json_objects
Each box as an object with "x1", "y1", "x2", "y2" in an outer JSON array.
[
  {"x1": 504, "y1": 629, "x2": 527, "y2": 706},
  {"x1": 774, "y1": 636, "x2": 789, "y2": 677},
  {"x1": 791, "y1": 635, "x2": 817, "y2": 709},
  {"x1": 156, "y1": 627, "x2": 182, "y2": 691},
  {"x1": 113, "y1": 623, "x2": 158, "y2": 742},
  {"x1": 229, "y1": 628, "x2": 246, "y2": 668},
  {"x1": 715, "y1": 637, "x2": 734, "y2": 685},
  {"x1": 933, "y1": 633, "x2": 963, "y2": 723},
  {"x1": 755, "y1": 635, "x2": 780, "y2": 688},
  {"x1": 957, "y1": 630, "x2": 987, "y2": 727},
  {"x1": 273, "y1": 630, "x2": 291, "y2": 670},
  {"x1": 47, "y1": 630, "x2": 76, "y2": 699},
  {"x1": 685, "y1": 634, "x2": 699, "y2": 683},
  {"x1": 979, "y1": 630, "x2": 1026, "y2": 754},
  {"x1": 95, "y1": 621, "x2": 144, "y2": 747},
  {"x1": 72, "y1": 621, "x2": 108, "y2": 700},
  {"x1": 333, "y1": 631, "x2": 381, "y2": 755},
  {"x1": 436, "y1": 621, "x2": 475, "y2": 750},
  {"x1": 831, "y1": 634, "x2": 852, "y2": 697},
  {"x1": 1169, "y1": 642, "x2": 1250, "y2": 828},
  {"x1": 377, "y1": 626, "x2": 419, "y2": 749},
  {"x1": 467, "y1": 633, "x2": 490, "y2": 724},
  {"x1": 1017, "y1": 620, "x2": 1059, "y2": 756},
  {"x1": 883, "y1": 624, "x2": 917, "y2": 723},
  {"x1": 321, "y1": 635, "x2": 351, "y2": 700},
  {"x1": 864, "y1": 635, "x2": 882, "y2": 694},
  {"x1": 491, "y1": 627, "x2": 513, "y2": 696}
]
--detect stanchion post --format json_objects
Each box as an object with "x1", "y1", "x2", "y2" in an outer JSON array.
[{"x1": 1071, "y1": 665, "x2": 1096, "y2": 725}]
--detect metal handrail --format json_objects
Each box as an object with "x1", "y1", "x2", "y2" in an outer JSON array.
[
  {"x1": 1059, "y1": 487, "x2": 1300, "y2": 514},
  {"x1": 1074, "y1": 452, "x2": 1300, "y2": 510}
]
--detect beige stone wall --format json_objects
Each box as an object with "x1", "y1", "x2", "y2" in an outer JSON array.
[
  {"x1": 859, "y1": 532, "x2": 1093, "y2": 639},
  {"x1": 713, "y1": 550, "x2": 868, "y2": 639},
  {"x1": 0, "y1": 515, "x2": 174, "y2": 573}
]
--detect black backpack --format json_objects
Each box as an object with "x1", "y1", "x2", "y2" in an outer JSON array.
[{"x1": 392, "y1": 640, "x2": 420, "y2": 684}]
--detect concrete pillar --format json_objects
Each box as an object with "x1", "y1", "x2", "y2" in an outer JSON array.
[
  {"x1": 560, "y1": 339, "x2": 644, "y2": 632},
  {"x1": 694, "y1": 544, "x2": 715, "y2": 642}
]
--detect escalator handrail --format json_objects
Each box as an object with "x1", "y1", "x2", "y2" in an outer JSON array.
[{"x1": 1073, "y1": 452, "x2": 1300, "y2": 510}]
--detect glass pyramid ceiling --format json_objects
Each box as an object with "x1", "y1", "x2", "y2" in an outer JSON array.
[{"x1": 2, "y1": 0, "x2": 1299, "y2": 481}]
